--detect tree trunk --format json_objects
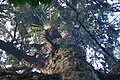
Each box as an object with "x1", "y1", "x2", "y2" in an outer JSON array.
[
  {"x1": 1, "y1": 39, "x2": 120, "y2": 80},
  {"x1": 40, "y1": 40, "x2": 99, "y2": 80}
]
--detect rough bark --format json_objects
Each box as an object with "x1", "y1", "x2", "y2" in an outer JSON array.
[
  {"x1": 0, "y1": 40, "x2": 45, "y2": 67},
  {"x1": 0, "y1": 68, "x2": 61, "y2": 80},
  {"x1": 0, "y1": 39, "x2": 120, "y2": 80},
  {"x1": 40, "y1": 40, "x2": 99, "y2": 80}
]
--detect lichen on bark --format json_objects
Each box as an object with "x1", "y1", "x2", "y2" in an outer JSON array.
[{"x1": 40, "y1": 39, "x2": 99, "y2": 80}]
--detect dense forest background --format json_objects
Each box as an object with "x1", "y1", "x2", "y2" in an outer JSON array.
[{"x1": 0, "y1": 0, "x2": 120, "y2": 80}]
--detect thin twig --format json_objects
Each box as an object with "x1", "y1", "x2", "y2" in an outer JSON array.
[
  {"x1": 65, "y1": 0, "x2": 117, "y2": 62},
  {"x1": 13, "y1": 17, "x2": 18, "y2": 40}
]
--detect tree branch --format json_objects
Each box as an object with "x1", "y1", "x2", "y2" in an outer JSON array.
[
  {"x1": 0, "y1": 39, "x2": 45, "y2": 65},
  {"x1": 13, "y1": 17, "x2": 18, "y2": 40},
  {"x1": 0, "y1": 69, "x2": 61, "y2": 80},
  {"x1": 65, "y1": 1, "x2": 117, "y2": 62}
]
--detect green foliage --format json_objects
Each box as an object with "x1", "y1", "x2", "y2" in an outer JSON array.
[
  {"x1": 0, "y1": 14, "x2": 8, "y2": 18},
  {"x1": 5, "y1": 0, "x2": 119, "y2": 68},
  {"x1": 40, "y1": 0, "x2": 52, "y2": 4},
  {"x1": 0, "y1": 4, "x2": 9, "y2": 21},
  {"x1": 8, "y1": 0, "x2": 52, "y2": 6},
  {"x1": 31, "y1": 24, "x2": 43, "y2": 31},
  {"x1": 0, "y1": 1, "x2": 120, "y2": 79}
]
